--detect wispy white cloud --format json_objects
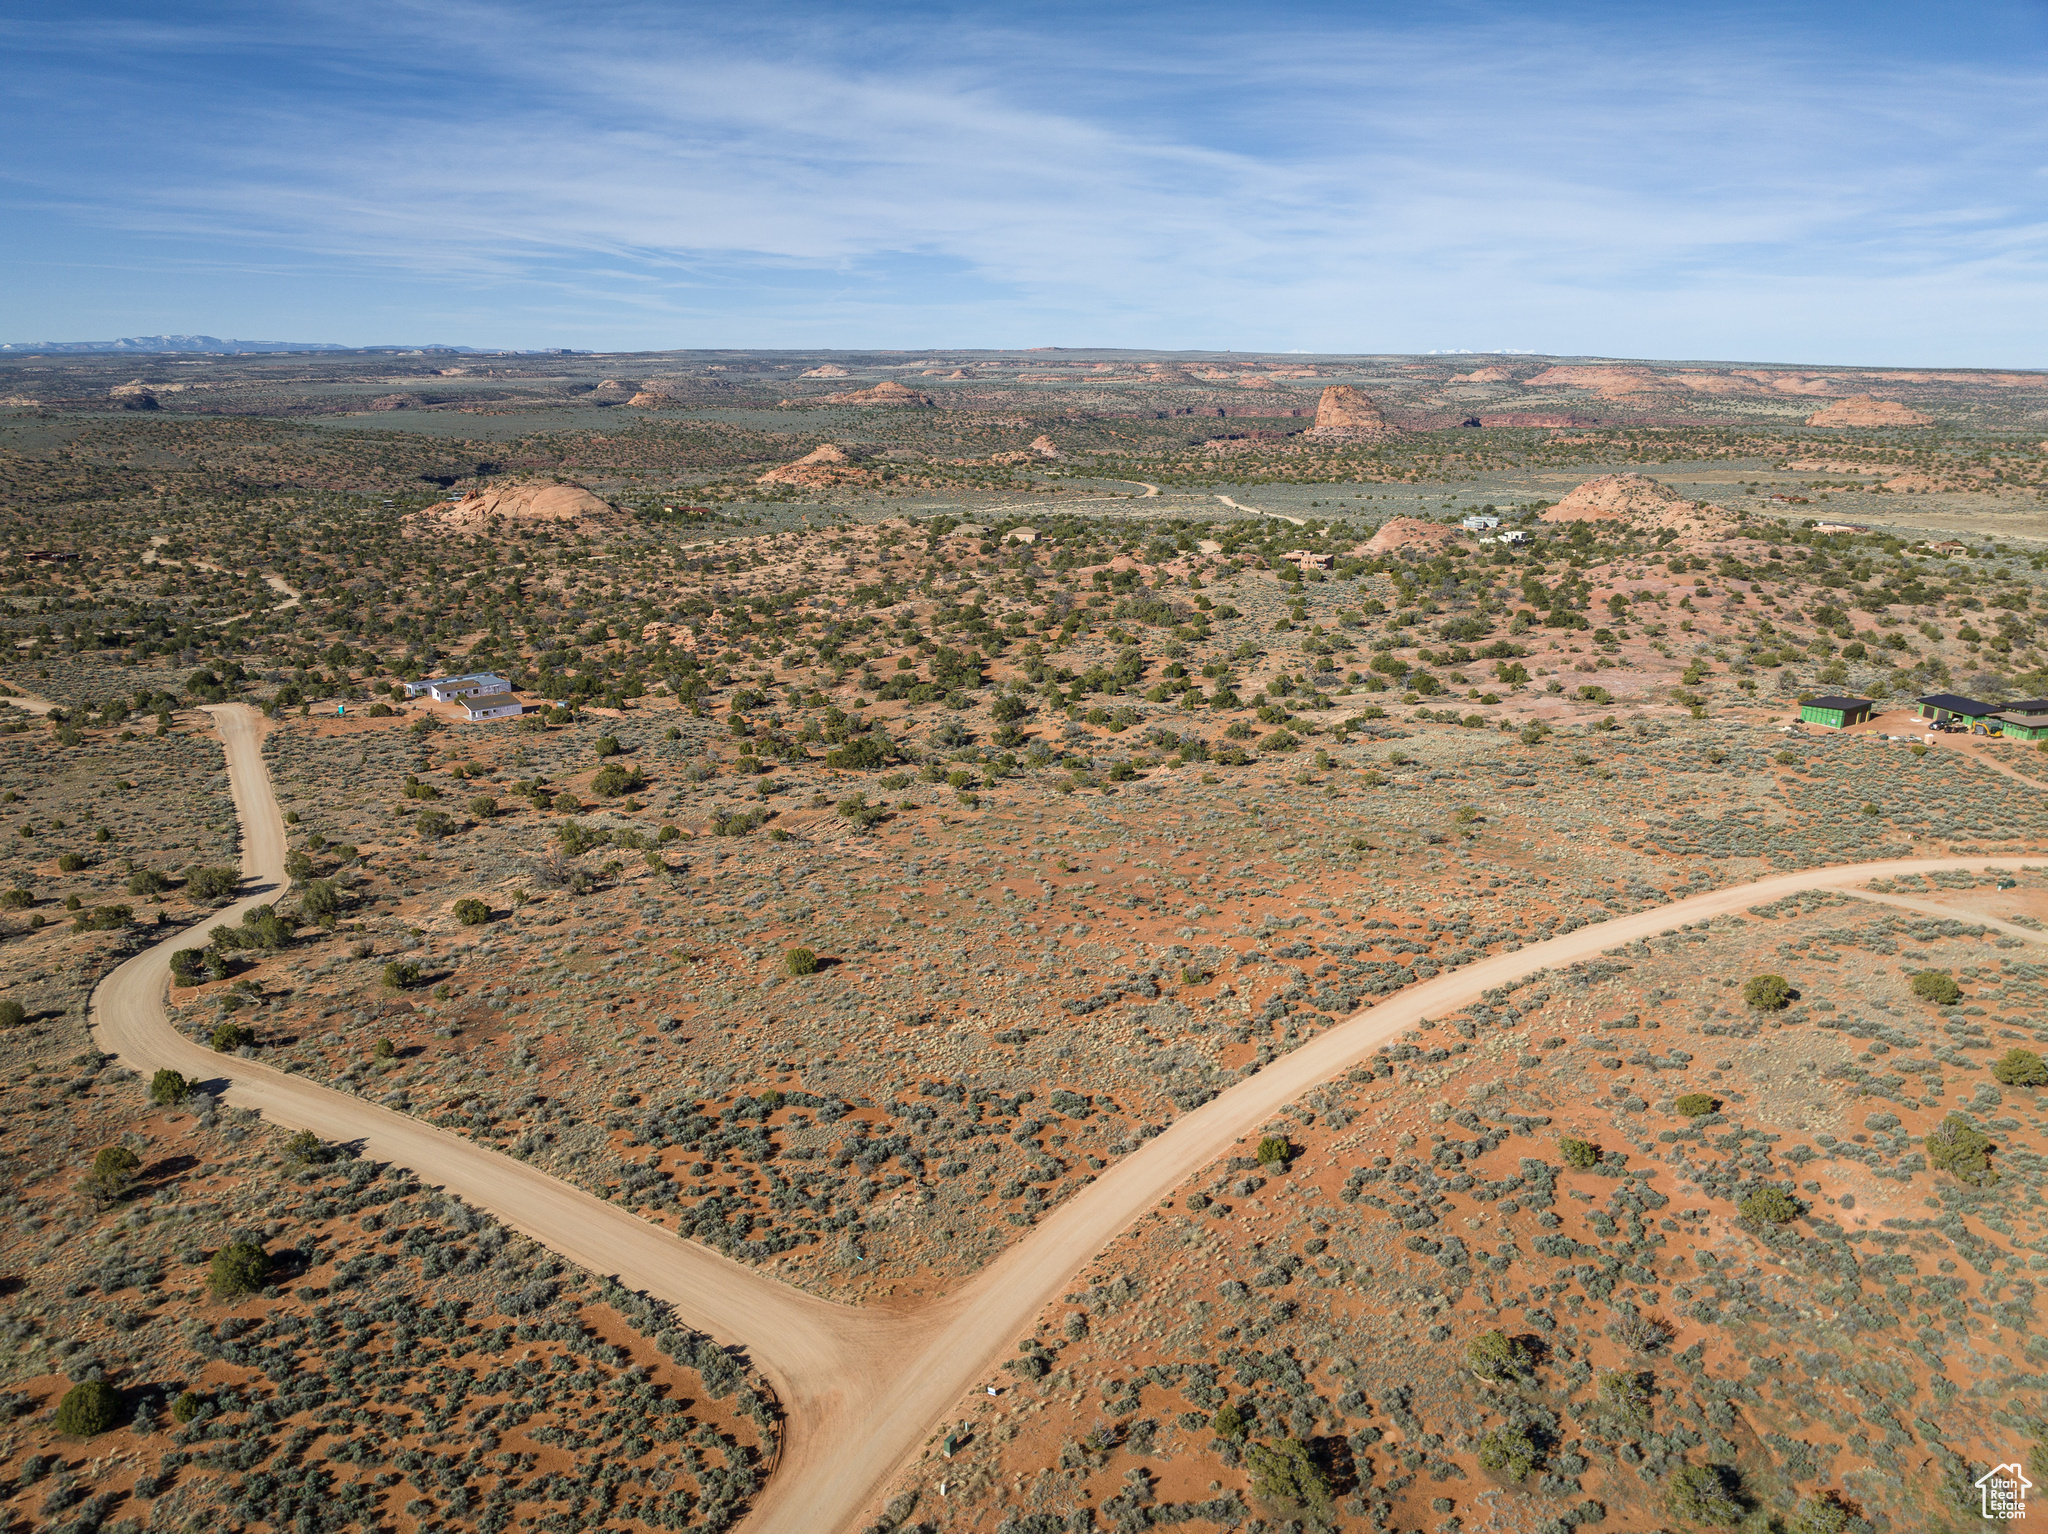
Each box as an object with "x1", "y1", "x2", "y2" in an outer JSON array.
[{"x1": 4, "y1": 0, "x2": 2047, "y2": 358}]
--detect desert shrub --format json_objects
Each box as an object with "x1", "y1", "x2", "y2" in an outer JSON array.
[
  {"x1": 1742, "y1": 973, "x2": 1791, "y2": 1011},
  {"x1": 453, "y1": 897, "x2": 490, "y2": 926},
  {"x1": 1466, "y1": 1329, "x2": 1532, "y2": 1381},
  {"x1": 1255, "y1": 1135, "x2": 1291, "y2": 1167},
  {"x1": 1674, "y1": 1093, "x2": 1718, "y2": 1117},
  {"x1": 593, "y1": 735, "x2": 623, "y2": 758},
  {"x1": 207, "y1": 1241, "x2": 270, "y2": 1298},
  {"x1": 285, "y1": 1130, "x2": 331, "y2": 1165},
  {"x1": 1910, "y1": 970, "x2": 1961, "y2": 1005},
  {"x1": 149, "y1": 1068, "x2": 189, "y2": 1106},
  {"x1": 53, "y1": 1381, "x2": 120, "y2": 1437},
  {"x1": 467, "y1": 795, "x2": 498, "y2": 820},
  {"x1": 1787, "y1": 1494, "x2": 1852, "y2": 1534},
  {"x1": 89, "y1": 1145, "x2": 140, "y2": 1201},
  {"x1": 592, "y1": 761, "x2": 643, "y2": 798},
  {"x1": 210, "y1": 1020, "x2": 254, "y2": 1052},
  {"x1": 1738, "y1": 1186, "x2": 1800, "y2": 1225},
  {"x1": 184, "y1": 865, "x2": 240, "y2": 903},
  {"x1": 1211, "y1": 1404, "x2": 1247, "y2": 1440},
  {"x1": 1560, "y1": 1137, "x2": 1599, "y2": 1168},
  {"x1": 382, "y1": 960, "x2": 424, "y2": 991},
  {"x1": 372, "y1": 1037, "x2": 396, "y2": 1060},
  {"x1": 170, "y1": 1391, "x2": 202, "y2": 1423},
  {"x1": 1476, "y1": 1423, "x2": 1539, "y2": 1480},
  {"x1": 415, "y1": 809, "x2": 455, "y2": 839},
  {"x1": 0, "y1": 998, "x2": 23, "y2": 1028},
  {"x1": 74, "y1": 904, "x2": 132, "y2": 932},
  {"x1": 365, "y1": 702, "x2": 394, "y2": 718},
  {"x1": 837, "y1": 792, "x2": 886, "y2": 829},
  {"x1": 300, "y1": 879, "x2": 342, "y2": 920},
  {"x1": 57, "y1": 851, "x2": 89, "y2": 872},
  {"x1": 825, "y1": 734, "x2": 892, "y2": 770},
  {"x1": 1993, "y1": 1048, "x2": 2048, "y2": 1087},
  {"x1": 1597, "y1": 1369, "x2": 1653, "y2": 1431},
  {"x1": 1665, "y1": 1463, "x2": 1742, "y2": 1525},
  {"x1": 785, "y1": 947, "x2": 819, "y2": 977},
  {"x1": 125, "y1": 868, "x2": 168, "y2": 896},
  {"x1": 1614, "y1": 1311, "x2": 1675, "y2": 1353},
  {"x1": 1242, "y1": 1437, "x2": 1332, "y2": 1520},
  {"x1": 0, "y1": 887, "x2": 31, "y2": 908},
  {"x1": 168, "y1": 948, "x2": 206, "y2": 986},
  {"x1": 1927, "y1": 1113, "x2": 1997, "y2": 1186}
]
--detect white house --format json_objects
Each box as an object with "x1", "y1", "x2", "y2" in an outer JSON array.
[
  {"x1": 404, "y1": 672, "x2": 512, "y2": 703},
  {"x1": 1481, "y1": 528, "x2": 1530, "y2": 546},
  {"x1": 463, "y1": 692, "x2": 524, "y2": 722},
  {"x1": 1461, "y1": 514, "x2": 1501, "y2": 531}
]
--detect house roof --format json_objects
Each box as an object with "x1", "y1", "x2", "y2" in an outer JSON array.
[
  {"x1": 466, "y1": 696, "x2": 523, "y2": 715},
  {"x1": 2002, "y1": 697, "x2": 2048, "y2": 715},
  {"x1": 1918, "y1": 693, "x2": 1995, "y2": 715},
  {"x1": 1801, "y1": 696, "x2": 1872, "y2": 712}
]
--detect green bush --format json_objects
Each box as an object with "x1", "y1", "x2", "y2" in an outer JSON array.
[
  {"x1": 0, "y1": 998, "x2": 23, "y2": 1028},
  {"x1": 1242, "y1": 1437, "x2": 1333, "y2": 1520},
  {"x1": 89, "y1": 1144, "x2": 140, "y2": 1200},
  {"x1": 1255, "y1": 1135, "x2": 1291, "y2": 1167},
  {"x1": 1787, "y1": 1493, "x2": 1852, "y2": 1534},
  {"x1": 74, "y1": 903, "x2": 133, "y2": 932},
  {"x1": 382, "y1": 960, "x2": 424, "y2": 991},
  {"x1": 593, "y1": 735, "x2": 623, "y2": 758},
  {"x1": 784, "y1": 947, "x2": 820, "y2": 977},
  {"x1": 1559, "y1": 1137, "x2": 1599, "y2": 1168},
  {"x1": 1665, "y1": 1463, "x2": 1743, "y2": 1525},
  {"x1": 211, "y1": 1020, "x2": 254, "y2": 1052},
  {"x1": 1742, "y1": 973, "x2": 1791, "y2": 1011},
  {"x1": 1466, "y1": 1329, "x2": 1532, "y2": 1381},
  {"x1": 53, "y1": 1380, "x2": 121, "y2": 1437},
  {"x1": 126, "y1": 868, "x2": 169, "y2": 896},
  {"x1": 1476, "y1": 1423, "x2": 1539, "y2": 1480},
  {"x1": 1910, "y1": 970, "x2": 1962, "y2": 1005},
  {"x1": 1210, "y1": 1404, "x2": 1246, "y2": 1440},
  {"x1": 415, "y1": 808, "x2": 455, "y2": 839},
  {"x1": 57, "y1": 851, "x2": 89, "y2": 873},
  {"x1": 453, "y1": 897, "x2": 490, "y2": 926},
  {"x1": 150, "y1": 1068, "x2": 189, "y2": 1106},
  {"x1": 170, "y1": 1390, "x2": 202, "y2": 1423},
  {"x1": 207, "y1": 1240, "x2": 271, "y2": 1298},
  {"x1": 372, "y1": 1036, "x2": 396, "y2": 1060},
  {"x1": 837, "y1": 792, "x2": 886, "y2": 829},
  {"x1": 1674, "y1": 1093, "x2": 1718, "y2": 1118},
  {"x1": 592, "y1": 761, "x2": 643, "y2": 798},
  {"x1": 0, "y1": 887, "x2": 31, "y2": 908},
  {"x1": 1927, "y1": 1113, "x2": 1998, "y2": 1186},
  {"x1": 1738, "y1": 1186, "x2": 1800, "y2": 1225},
  {"x1": 285, "y1": 1129, "x2": 331, "y2": 1165},
  {"x1": 1993, "y1": 1048, "x2": 2048, "y2": 1087},
  {"x1": 184, "y1": 865, "x2": 240, "y2": 903}
]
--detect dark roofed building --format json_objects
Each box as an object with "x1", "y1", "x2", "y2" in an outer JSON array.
[
  {"x1": 1799, "y1": 696, "x2": 1873, "y2": 729},
  {"x1": 1916, "y1": 693, "x2": 1996, "y2": 725}
]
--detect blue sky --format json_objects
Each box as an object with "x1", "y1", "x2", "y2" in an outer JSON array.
[{"x1": 4, "y1": 0, "x2": 2046, "y2": 362}]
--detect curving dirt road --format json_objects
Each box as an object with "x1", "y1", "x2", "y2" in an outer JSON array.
[{"x1": 88, "y1": 705, "x2": 2044, "y2": 1534}]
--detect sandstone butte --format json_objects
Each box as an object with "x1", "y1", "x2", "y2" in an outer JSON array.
[
  {"x1": 1807, "y1": 394, "x2": 1935, "y2": 427},
  {"x1": 1360, "y1": 516, "x2": 1466, "y2": 557},
  {"x1": 1541, "y1": 472, "x2": 1730, "y2": 534},
  {"x1": 757, "y1": 444, "x2": 870, "y2": 487},
  {"x1": 424, "y1": 478, "x2": 616, "y2": 532},
  {"x1": 799, "y1": 363, "x2": 851, "y2": 377},
  {"x1": 1452, "y1": 365, "x2": 1515, "y2": 382},
  {"x1": 822, "y1": 380, "x2": 935, "y2": 407},
  {"x1": 1303, "y1": 384, "x2": 1399, "y2": 439}
]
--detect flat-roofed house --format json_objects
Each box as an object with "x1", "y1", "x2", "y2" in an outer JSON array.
[{"x1": 1798, "y1": 695, "x2": 1873, "y2": 729}]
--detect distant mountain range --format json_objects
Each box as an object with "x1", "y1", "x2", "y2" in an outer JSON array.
[{"x1": 0, "y1": 336, "x2": 480, "y2": 354}]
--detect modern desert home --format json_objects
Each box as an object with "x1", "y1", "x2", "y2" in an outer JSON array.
[
  {"x1": 1797, "y1": 695, "x2": 1873, "y2": 729},
  {"x1": 1915, "y1": 693, "x2": 1998, "y2": 730},
  {"x1": 1992, "y1": 712, "x2": 2048, "y2": 742},
  {"x1": 404, "y1": 673, "x2": 511, "y2": 703},
  {"x1": 403, "y1": 672, "x2": 523, "y2": 721}
]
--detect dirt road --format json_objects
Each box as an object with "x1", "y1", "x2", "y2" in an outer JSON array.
[{"x1": 87, "y1": 704, "x2": 2044, "y2": 1534}]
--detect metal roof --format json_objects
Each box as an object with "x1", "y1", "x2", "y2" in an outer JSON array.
[
  {"x1": 1801, "y1": 696, "x2": 1872, "y2": 711},
  {"x1": 1917, "y1": 693, "x2": 1995, "y2": 715}
]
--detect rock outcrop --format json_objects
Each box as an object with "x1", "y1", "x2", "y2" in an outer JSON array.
[
  {"x1": 425, "y1": 479, "x2": 616, "y2": 532},
  {"x1": 800, "y1": 364, "x2": 851, "y2": 378},
  {"x1": 1304, "y1": 385, "x2": 1398, "y2": 439},
  {"x1": 757, "y1": 444, "x2": 869, "y2": 487},
  {"x1": 1806, "y1": 395, "x2": 1933, "y2": 427},
  {"x1": 109, "y1": 380, "x2": 160, "y2": 410},
  {"x1": 828, "y1": 380, "x2": 935, "y2": 407},
  {"x1": 1361, "y1": 517, "x2": 1465, "y2": 557},
  {"x1": 1029, "y1": 435, "x2": 1061, "y2": 458},
  {"x1": 1542, "y1": 473, "x2": 1728, "y2": 533},
  {"x1": 367, "y1": 394, "x2": 414, "y2": 411}
]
